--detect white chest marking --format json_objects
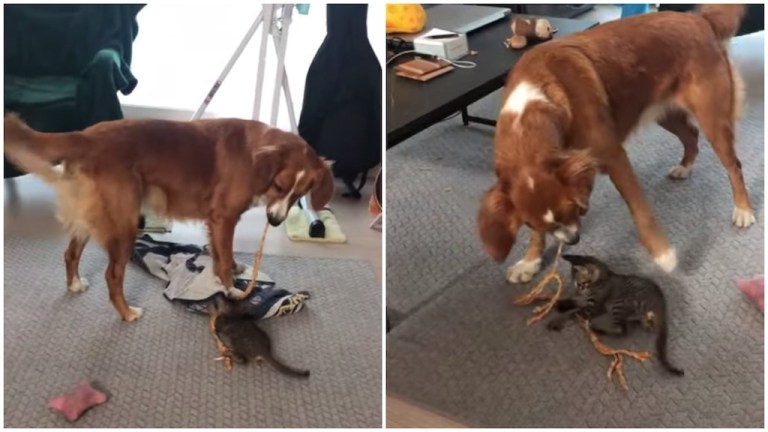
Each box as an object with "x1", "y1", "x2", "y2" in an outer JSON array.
[{"x1": 502, "y1": 81, "x2": 548, "y2": 115}]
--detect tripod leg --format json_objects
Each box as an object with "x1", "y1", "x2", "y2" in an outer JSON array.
[
  {"x1": 252, "y1": 4, "x2": 274, "y2": 120},
  {"x1": 192, "y1": 11, "x2": 264, "y2": 120},
  {"x1": 270, "y1": 5, "x2": 293, "y2": 126}
]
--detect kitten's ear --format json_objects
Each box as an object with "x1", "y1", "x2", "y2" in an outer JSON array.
[{"x1": 584, "y1": 263, "x2": 603, "y2": 281}]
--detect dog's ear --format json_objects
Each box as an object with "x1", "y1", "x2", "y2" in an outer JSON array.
[
  {"x1": 251, "y1": 145, "x2": 284, "y2": 192},
  {"x1": 555, "y1": 150, "x2": 597, "y2": 215},
  {"x1": 478, "y1": 182, "x2": 521, "y2": 262},
  {"x1": 310, "y1": 158, "x2": 335, "y2": 210}
]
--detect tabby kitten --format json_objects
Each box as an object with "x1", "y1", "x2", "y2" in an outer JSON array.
[
  {"x1": 212, "y1": 294, "x2": 310, "y2": 378},
  {"x1": 547, "y1": 254, "x2": 684, "y2": 376}
]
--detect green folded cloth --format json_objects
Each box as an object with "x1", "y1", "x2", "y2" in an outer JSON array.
[{"x1": 285, "y1": 206, "x2": 347, "y2": 244}]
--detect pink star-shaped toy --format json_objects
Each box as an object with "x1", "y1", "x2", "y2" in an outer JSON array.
[
  {"x1": 737, "y1": 277, "x2": 764, "y2": 312},
  {"x1": 49, "y1": 382, "x2": 108, "y2": 422},
  {"x1": 737, "y1": 276, "x2": 764, "y2": 313}
]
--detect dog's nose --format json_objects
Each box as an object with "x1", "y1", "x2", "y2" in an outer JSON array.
[
  {"x1": 565, "y1": 233, "x2": 580, "y2": 245},
  {"x1": 267, "y1": 213, "x2": 283, "y2": 227}
]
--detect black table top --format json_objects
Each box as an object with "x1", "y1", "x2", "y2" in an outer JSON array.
[{"x1": 386, "y1": 14, "x2": 599, "y2": 147}]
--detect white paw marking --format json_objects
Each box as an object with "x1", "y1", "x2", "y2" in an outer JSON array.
[
  {"x1": 68, "y1": 277, "x2": 89, "y2": 293},
  {"x1": 668, "y1": 164, "x2": 692, "y2": 180},
  {"x1": 654, "y1": 249, "x2": 677, "y2": 273},
  {"x1": 125, "y1": 306, "x2": 143, "y2": 322},
  {"x1": 226, "y1": 286, "x2": 247, "y2": 300},
  {"x1": 732, "y1": 207, "x2": 756, "y2": 228},
  {"x1": 502, "y1": 81, "x2": 548, "y2": 115},
  {"x1": 506, "y1": 258, "x2": 542, "y2": 283}
]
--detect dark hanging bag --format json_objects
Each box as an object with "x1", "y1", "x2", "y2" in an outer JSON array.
[{"x1": 298, "y1": 4, "x2": 382, "y2": 199}]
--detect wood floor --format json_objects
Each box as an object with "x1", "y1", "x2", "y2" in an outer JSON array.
[{"x1": 387, "y1": 396, "x2": 467, "y2": 428}]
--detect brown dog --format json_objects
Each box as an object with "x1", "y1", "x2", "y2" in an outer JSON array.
[
  {"x1": 478, "y1": 5, "x2": 753, "y2": 283},
  {"x1": 4, "y1": 115, "x2": 334, "y2": 321}
]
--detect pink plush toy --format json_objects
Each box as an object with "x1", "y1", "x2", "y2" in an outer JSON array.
[
  {"x1": 49, "y1": 382, "x2": 108, "y2": 422},
  {"x1": 736, "y1": 276, "x2": 764, "y2": 312}
]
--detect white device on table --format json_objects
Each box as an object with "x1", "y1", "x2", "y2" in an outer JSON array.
[{"x1": 413, "y1": 28, "x2": 469, "y2": 61}]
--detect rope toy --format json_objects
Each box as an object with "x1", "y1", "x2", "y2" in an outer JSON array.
[
  {"x1": 514, "y1": 242, "x2": 651, "y2": 390},
  {"x1": 513, "y1": 243, "x2": 564, "y2": 325},
  {"x1": 209, "y1": 221, "x2": 270, "y2": 370},
  {"x1": 579, "y1": 319, "x2": 651, "y2": 391}
]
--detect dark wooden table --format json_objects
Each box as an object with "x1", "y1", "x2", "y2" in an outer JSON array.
[{"x1": 386, "y1": 14, "x2": 599, "y2": 148}]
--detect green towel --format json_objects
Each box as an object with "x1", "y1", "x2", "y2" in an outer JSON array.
[{"x1": 285, "y1": 206, "x2": 347, "y2": 244}]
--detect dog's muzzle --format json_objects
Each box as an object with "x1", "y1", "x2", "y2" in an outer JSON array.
[
  {"x1": 267, "y1": 213, "x2": 285, "y2": 227},
  {"x1": 554, "y1": 226, "x2": 580, "y2": 245}
]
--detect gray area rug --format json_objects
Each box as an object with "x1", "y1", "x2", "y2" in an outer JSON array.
[
  {"x1": 386, "y1": 33, "x2": 764, "y2": 427},
  {"x1": 4, "y1": 235, "x2": 381, "y2": 428}
]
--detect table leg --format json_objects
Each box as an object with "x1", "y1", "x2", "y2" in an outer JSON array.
[{"x1": 459, "y1": 106, "x2": 497, "y2": 127}]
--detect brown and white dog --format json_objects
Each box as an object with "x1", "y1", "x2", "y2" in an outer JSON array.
[
  {"x1": 4, "y1": 115, "x2": 334, "y2": 321},
  {"x1": 478, "y1": 5, "x2": 753, "y2": 283}
]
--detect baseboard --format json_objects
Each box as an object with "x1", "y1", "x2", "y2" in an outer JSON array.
[{"x1": 120, "y1": 104, "x2": 220, "y2": 121}]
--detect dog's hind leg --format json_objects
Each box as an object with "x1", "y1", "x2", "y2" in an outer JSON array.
[
  {"x1": 92, "y1": 177, "x2": 143, "y2": 321},
  {"x1": 64, "y1": 235, "x2": 90, "y2": 292},
  {"x1": 104, "y1": 234, "x2": 142, "y2": 322},
  {"x1": 683, "y1": 65, "x2": 754, "y2": 228},
  {"x1": 658, "y1": 109, "x2": 699, "y2": 180}
]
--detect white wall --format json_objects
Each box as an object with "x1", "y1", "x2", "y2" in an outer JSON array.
[{"x1": 119, "y1": 3, "x2": 384, "y2": 130}]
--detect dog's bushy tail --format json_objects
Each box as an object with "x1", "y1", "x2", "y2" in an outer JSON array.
[
  {"x1": 697, "y1": 4, "x2": 746, "y2": 40},
  {"x1": 4, "y1": 113, "x2": 88, "y2": 183},
  {"x1": 695, "y1": 5, "x2": 747, "y2": 123}
]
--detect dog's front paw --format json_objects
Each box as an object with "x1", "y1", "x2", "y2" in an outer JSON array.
[
  {"x1": 546, "y1": 320, "x2": 565, "y2": 332},
  {"x1": 226, "y1": 287, "x2": 247, "y2": 300},
  {"x1": 506, "y1": 258, "x2": 542, "y2": 284},
  {"x1": 732, "y1": 207, "x2": 755, "y2": 228},
  {"x1": 668, "y1": 164, "x2": 692, "y2": 180},
  {"x1": 123, "y1": 306, "x2": 143, "y2": 322},
  {"x1": 233, "y1": 263, "x2": 246, "y2": 275},
  {"x1": 653, "y1": 249, "x2": 677, "y2": 273},
  {"x1": 67, "y1": 277, "x2": 89, "y2": 293}
]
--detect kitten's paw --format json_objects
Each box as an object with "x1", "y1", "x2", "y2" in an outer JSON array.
[
  {"x1": 546, "y1": 320, "x2": 564, "y2": 332},
  {"x1": 653, "y1": 249, "x2": 677, "y2": 273},
  {"x1": 732, "y1": 206, "x2": 755, "y2": 228},
  {"x1": 67, "y1": 277, "x2": 89, "y2": 293},
  {"x1": 506, "y1": 258, "x2": 542, "y2": 284},
  {"x1": 122, "y1": 306, "x2": 143, "y2": 322},
  {"x1": 668, "y1": 164, "x2": 692, "y2": 180}
]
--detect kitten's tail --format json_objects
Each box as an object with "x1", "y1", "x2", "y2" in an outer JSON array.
[
  {"x1": 656, "y1": 313, "x2": 685, "y2": 376},
  {"x1": 265, "y1": 353, "x2": 310, "y2": 378}
]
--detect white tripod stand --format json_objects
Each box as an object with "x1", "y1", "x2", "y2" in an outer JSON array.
[{"x1": 191, "y1": 3, "x2": 326, "y2": 237}]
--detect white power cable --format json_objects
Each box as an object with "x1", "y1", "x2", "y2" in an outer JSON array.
[{"x1": 386, "y1": 49, "x2": 477, "y2": 69}]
